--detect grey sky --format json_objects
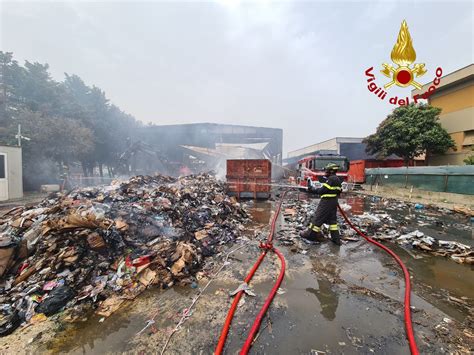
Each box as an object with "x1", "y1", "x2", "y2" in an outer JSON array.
[{"x1": 1, "y1": 0, "x2": 473, "y2": 154}]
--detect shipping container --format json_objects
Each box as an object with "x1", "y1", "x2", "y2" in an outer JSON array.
[
  {"x1": 226, "y1": 159, "x2": 271, "y2": 199},
  {"x1": 348, "y1": 159, "x2": 412, "y2": 184}
]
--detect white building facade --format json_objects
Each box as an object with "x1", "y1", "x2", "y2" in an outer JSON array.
[{"x1": 0, "y1": 145, "x2": 23, "y2": 201}]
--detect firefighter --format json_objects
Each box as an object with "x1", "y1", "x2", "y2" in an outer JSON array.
[{"x1": 299, "y1": 163, "x2": 342, "y2": 246}]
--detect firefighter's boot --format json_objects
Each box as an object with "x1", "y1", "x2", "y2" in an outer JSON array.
[
  {"x1": 330, "y1": 230, "x2": 342, "y2": 246},
  {"x1": 299, "y1": 228, "x2": 317, "y2": 241},
  {"x1": 300, "y1": 225, "x2": 325, "y2": 242}
]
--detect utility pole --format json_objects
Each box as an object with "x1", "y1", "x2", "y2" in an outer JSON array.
[{"x1": 15, "y1": 124, "x2": 30, "y2": 146}]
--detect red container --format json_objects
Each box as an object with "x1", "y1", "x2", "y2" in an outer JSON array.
[
  {"x1": 348, "y1": 160, "x2": 366, "y2": 184},
  {"x1": 348, "y1": 159, "x2": 410, "y2": 183},
  {"x1": 226, "y1": 159, "x2": 272, "y2": 199}
]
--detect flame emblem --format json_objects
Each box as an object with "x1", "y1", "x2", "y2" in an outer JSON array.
[{"x1": 381, "y1": 20, "x2": 426, "y2": 89}]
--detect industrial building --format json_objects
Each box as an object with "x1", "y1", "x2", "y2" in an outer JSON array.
[
  {"x1": 412, "y1": 64, "x2": 474, "y2": 165},
  {"x1": 0, "y1": 145, "x2": 23, "y2": 201},
  {"x1": 285, "y1": 137, "x2": 373, "y2": 166},
  {"x1": 137, "y1": 123, "x2": 283, "y2": 175}
]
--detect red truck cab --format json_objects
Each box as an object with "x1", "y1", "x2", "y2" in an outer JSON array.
[{"x1": 297, "y1": 154, "x2": 350, "y2": 191}]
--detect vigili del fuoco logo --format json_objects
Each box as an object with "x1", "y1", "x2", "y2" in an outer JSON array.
[{"x1": 364, "y1": 20, "x2": 443, "y2": 106}]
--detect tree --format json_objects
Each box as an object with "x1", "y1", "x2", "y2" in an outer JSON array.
[
  {"x1": 0, "y1": 51, "x2": 27, "y2": 136},
  {"x1": 463, "y1": 147, "x2": 474, "y2": 165},
  {"x1": 17, "y1": 110, "x2": 93, "y2": 163},
  {"x1": 364, "y1": 104, "x2": 455, "y2": 165},
  {"x1": 16, "y1": 109, "x2": 94, "y2": 189},
  {"x1": 0, "y1": 51, "x2": 141, "y2": 188}
]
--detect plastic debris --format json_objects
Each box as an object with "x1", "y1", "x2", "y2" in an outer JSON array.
[
  {"x1": 229, "y1": 282, "x2": 256, "y2": 297},
  {"x1": 0, "y1": 173, "x2": 248, "y2": 334},
  {"x1": 35, "y1": 286, "x2": 75, "y2": 316},
  {"x1": 0, "y1": 309, "x2": 21, "y2": 336}
]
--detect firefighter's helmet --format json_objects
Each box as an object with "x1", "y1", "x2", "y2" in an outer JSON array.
[{"x1": 325, "y1": 163, "x2": 339, "y2": 172}]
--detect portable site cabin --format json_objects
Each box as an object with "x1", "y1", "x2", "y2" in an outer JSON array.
[{"x1": 0, "y1": 145, "x2": 23, "y2": 201}]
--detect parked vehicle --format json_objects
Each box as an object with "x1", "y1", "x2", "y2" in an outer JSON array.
[{"x1": 296, "y1": 154, "x2": 351, "y2": 191}]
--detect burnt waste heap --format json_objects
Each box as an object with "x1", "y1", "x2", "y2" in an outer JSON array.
[{"x1": 0, "y1": 174, "x2": 248, "y2": 336}]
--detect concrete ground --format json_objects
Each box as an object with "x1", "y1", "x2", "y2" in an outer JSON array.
[{"x1": 0, "y1": 192, "x2": 48, "y2": 212}]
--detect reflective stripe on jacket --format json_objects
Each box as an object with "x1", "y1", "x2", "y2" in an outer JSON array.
[{"x1": 314, "y1": 175, "x2": 342, "y2": 198}]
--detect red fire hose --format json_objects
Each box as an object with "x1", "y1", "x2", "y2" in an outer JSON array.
[
  {"x1": 216, "y1": 192, "x2": 418, "y2": 355},
  {"x1": 337, "y1": 204, "x2": 419, "y2": 355},
  {"x1": 240, "y1": 246, "x2": 285, "y2": 354},
  {"x1": 215, "y1": 192, "x2": 287, "y2": 355}
]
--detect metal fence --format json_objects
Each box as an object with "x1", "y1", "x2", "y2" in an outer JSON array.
[{"x1": 365, "y1": 166, "x2": 474, "y2": 195}]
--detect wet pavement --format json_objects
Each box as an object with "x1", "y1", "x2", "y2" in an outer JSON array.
[
  {"x1": 343, "y1": 195, "x2": 473, "y2": 322},
  {"x1": 1, "y1": 193, "x2": 473, "y2": 354}
]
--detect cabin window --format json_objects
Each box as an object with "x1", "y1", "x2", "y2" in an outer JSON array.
[{"x1": 0, "y1": 155, "x2": 5, "y2": 179}]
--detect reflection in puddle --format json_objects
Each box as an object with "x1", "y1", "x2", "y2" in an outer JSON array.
[
  {"x1": 306, "y1": 280, "x2": 339, "y2": 321},
  {"x1": 247, "y1": 201, "x2": 272, "y2": 224},
  {"x1": 343, "y1": 196, "x2": 365, "y2": 215},
  {"x1": 306, "y1": 261, "x2": 340, "y2": 321}
]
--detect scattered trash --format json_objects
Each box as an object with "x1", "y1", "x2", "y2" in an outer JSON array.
[
  {"x1": 453, "y1": 205, "x2": 473, "y2": 217},
  {"x1": 374, "y1": 230, "x2": 473, "y2": 264},
  {"x1": 0, "y1": 173, "x2": 248, "y2": 335},
  {"x1": 281, "y1": 197, "x2": 472, "y2": 264},
  {"x1": 339, "y1": 203, "x2": 352, "y2": 212},
  {"x1": 229, "y1": 282, "x2": 256, "y2": 297},
  {"x1": 276, "y1": 288, "x2": 286, "y2": 295},
  {"x1": 0, "y1": 309, "x2": 21, "y2": 336},
  {"x1": 35, "y1": 285, "x2": 75, "y2": 316},
  {"x1": 448, "y1": 296, "x2": 469, "y2": 306}
]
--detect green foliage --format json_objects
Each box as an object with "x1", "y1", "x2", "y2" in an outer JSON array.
[
  {"x1": 364, "y1": 103, "x2": 456, "y2": 165},
  {"x1": 464, "y1": 147, "x2": 474, "y2": 165},
  {"x1": 0, "y1": 51, "x2": 141, "y2": 188}
]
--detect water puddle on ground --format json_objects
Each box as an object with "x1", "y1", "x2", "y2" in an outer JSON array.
[
  {"x1": 41, "y1": 195, "x2": 472, "y2": 353},
  {"x1": 45, "y1": 286, "x2": 191, "y2": 354},
  {"x1": 342, "y1": 195, "x2": 473, "y2": 322},
  {"x1": 248, "y1": 262, "x2": 409, "y2": 354}
]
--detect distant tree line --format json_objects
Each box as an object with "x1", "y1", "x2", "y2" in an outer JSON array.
[{"x1": 0, "y1": 51, "x2": 141, "y2": 189}]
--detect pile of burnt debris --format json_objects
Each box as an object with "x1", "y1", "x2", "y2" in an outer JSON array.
[
  {"x1": 0, "y1": 174, "x2": 248, "y2": 336},
  {"x1": 282, "y1": 198, "x2": 473, "y2": 264}
]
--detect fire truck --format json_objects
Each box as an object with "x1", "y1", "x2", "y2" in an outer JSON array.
[{"x1": 296, "y1": 153, "x2": 351, "y2": 191}]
